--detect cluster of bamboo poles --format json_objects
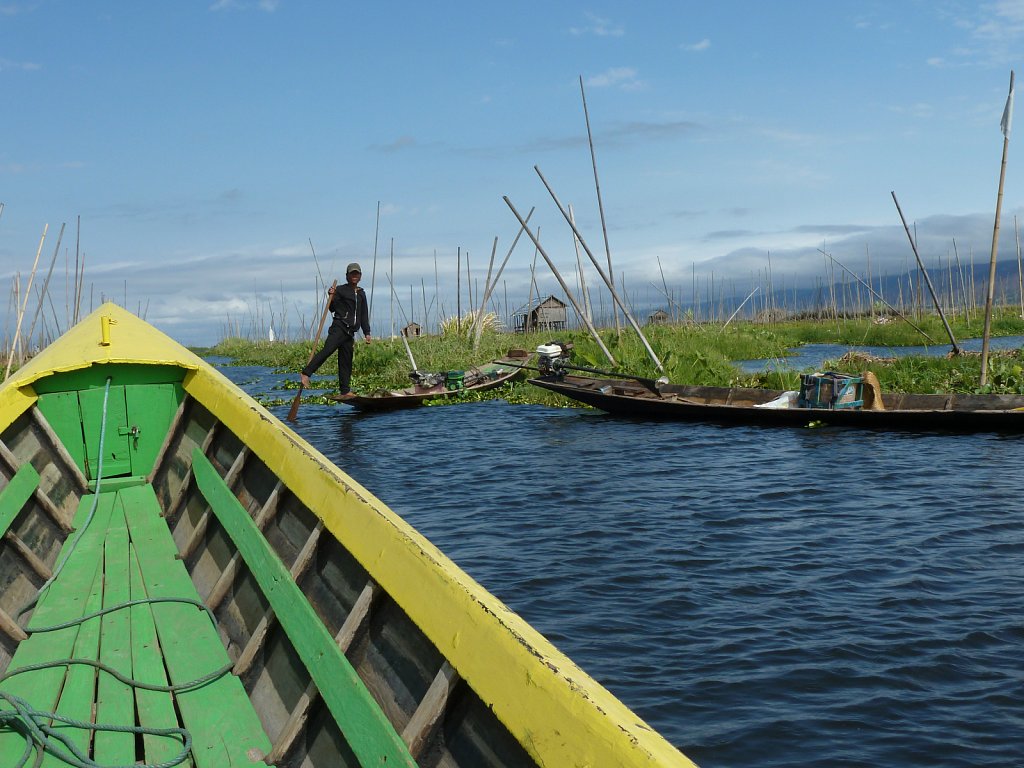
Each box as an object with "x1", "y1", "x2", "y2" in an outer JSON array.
[
  {"x1": 3, "y1": 216, "x2": 88, "y2": 378},
  {"x1": 1, "y1": 213, "x2": 153, "y2": 377}
]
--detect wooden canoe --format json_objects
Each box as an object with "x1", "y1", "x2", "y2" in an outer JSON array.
[
  {"x1": 529, "y1": 372, "x2": 1024, "y2": 430},
  {"x1": 0, "y1": 303, "x2": 695, "y2": 768},
  {"x1": 340, "y1": 351, "x2": 530, "y2": 412}
]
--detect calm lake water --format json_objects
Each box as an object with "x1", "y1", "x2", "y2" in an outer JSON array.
[
  {"x1": 219, "y1": 362, "x2": 1023, "y2": 768},
  {"x1": 738, "y1": 334, "x2": 1024, "y2": 373}
]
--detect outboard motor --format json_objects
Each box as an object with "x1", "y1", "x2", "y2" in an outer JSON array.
[
  {"x1": 410, "y1": 371, "x2": 446, "y2": 387},
  {"x1": 536, "y1": 341, "x2": 573, "y2": 375}
]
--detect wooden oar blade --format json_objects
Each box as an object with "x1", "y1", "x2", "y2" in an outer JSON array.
[
  {"x1": 290, "y1": 278, "x2": 337, "y2": 423},
  {"x1": 286, "y1": 385, "x2": 304, "y2": 422}
]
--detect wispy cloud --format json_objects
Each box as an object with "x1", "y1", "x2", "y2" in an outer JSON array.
[
  {"x1": 208, "y1": 0, "x2": 278, "y2": 11},
  {"x1": 509, "y1": 118, "x2": 700, "y2": 155},
  {"x1": 887, "y1": 101, "x2": 934, "y2": 119},
  {"x1": 974, "y1": 0, "x2": 1024, "y2": 41},
  {"x1": 604, "y1": 119, "x2": 701, "y2": 142},
  {"x1": 368, "y1": 136, "x2": 417, "y2": 153},
  {"x1": 931, "y1": 1, "x2": 1024, "y2": 66},
  {"x1": 585, "y1": 66, "x2": 645, "y2": 91},
  {"x1": 0, "y1": 3, "x2": 35, "y2": 16},
  {"x1": 0, "y1": 58, "x2": 40, "y2": 72},
  {"x1": 569, "y1": 12, "x2": 624, "y2": 37},
  {"x1": 681, "y1": 38, "x2": 711, "y2": 52}
]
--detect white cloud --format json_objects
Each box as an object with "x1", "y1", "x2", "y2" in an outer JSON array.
[
  {"x1": 569, "y1": 12, "x2": 624, "y2": 37},
  {"x1": 681, "y1": 38, "x2": 711, "y2": 52},
  {"x1": 208, "y1": 0, "x2": 277, "y2": 11},
  {"x1": 932, "y1": 0, "x2": 1024, "y2": 66},
  {"x1": 586, "y1": 67, "x2": 644, "y2": 91},
  {"x1": 0, "y1": 58, "x2": 40, "y2": 72}
]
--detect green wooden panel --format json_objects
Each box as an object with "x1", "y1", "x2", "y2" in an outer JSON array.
[
  {"x1": 129, "y1": 546, "x2": 193, "y2": 767},
  {"x1": 31, "y1": 364, "x2": 186, "y2": 394},
  {"x1": 191, "y1": 448, "x2": 417, "y2": 768},
  {"x1": 0, "y1": 493, "x2": 115, "y2": 756},
  {"x1": 41, "y1": 543, "x2": 105, "y2": 767},
  {"x1": 79, "y1": 386, "x2": 131, "y2": 480},
  {"x1": 0, "y1": 463, "x2": 40, "y2": 538},
  {"x1": 93, "y1": 501, "x2": 135, "y2": 763},
  {"x1": 36, "y1": 391, "x2": 87, "y2": 476},
  {"x1": 125, "y1": 382, "x2": 184, "y2": 478},
  {"x1": 119, "y1": 483, "x2": 271, "y2": 767}
]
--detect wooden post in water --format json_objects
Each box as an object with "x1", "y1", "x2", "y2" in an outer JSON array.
[
  {"x1": 982, "y1": 70, "x2": 1015, "y2": 385},
  {"x1": 891, "y1": 191, "x2": 961, "y2": 354}
]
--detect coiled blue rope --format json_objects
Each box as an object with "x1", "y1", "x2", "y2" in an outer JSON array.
[{"x1": 1, "y1": 377, "x2": 233, "y2": 767}]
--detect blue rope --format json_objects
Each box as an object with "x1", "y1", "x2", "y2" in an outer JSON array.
[
  {"x1": 0, "y1": 690, "x2": 191, "y2": 768},
  {"x1": 18, "y1": 376, "x2": 113, "y2": 620},
  {"x1": 1, "y1": 377, "x2": 232, "y2": 767}
]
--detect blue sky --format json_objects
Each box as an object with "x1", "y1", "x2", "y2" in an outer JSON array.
[{"x1": 2, "y1": 1, "x2": 1023, "y2": 345}]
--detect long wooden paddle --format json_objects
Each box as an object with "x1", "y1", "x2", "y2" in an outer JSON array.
[{"x1": 287, "y1": 279, "x2": 337, "y2": 423}]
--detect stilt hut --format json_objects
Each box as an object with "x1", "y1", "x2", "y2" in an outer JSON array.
[
  {"x1": 513, "y1": 295, "x2": 568, "y2": 333},
  {"x1": 647, "y1": 309, "x2": 671, "y2": 325}
]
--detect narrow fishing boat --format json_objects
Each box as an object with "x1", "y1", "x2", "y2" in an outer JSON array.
[
  {"x1": 339, "y1": 351, "x2": 530, "y2": 412},
  {"x1": 528, "y1": 344, "x2": 1024, "y2": 430},
  {"x1": 0, "y1": 304, "x2": 695, "y2": 767}
]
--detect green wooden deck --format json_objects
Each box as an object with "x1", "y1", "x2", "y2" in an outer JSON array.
[{"x1": 0, "y1": 483, "x2": 272, "y2": 767}]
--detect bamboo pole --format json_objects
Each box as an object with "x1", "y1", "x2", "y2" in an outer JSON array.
[
  {"x1": 287, "y1": 280, "x2": 336, "y2": 423},
  {"x1": 73, "y1": 215, "x2": 81, "y2": 324},
  {"x1": 982, "y1": 70, "x2": 1015, "y2": 385},
  {"x1": 891, "y1": 191, "x2": 960, "y2": 353},
  {"x1": 526, "y1": 235, "x2": 538, "y2": 332},
  {"x1": 531, "y1": 167, "x2": 663, "y2": 371},
  {"x1": 503, "y1": 196, "x2": 616, "y2": 366},
  {"x1": 579, "y1": 75, "x2": 620, "y2": 337},
  {"x1": 370, "y1": 200, "x2": 380, "y2": 323},
  {"x1": 820, "y1": 249, "x2": 935, "y2": 342},
  {"x1": 570, "y1": 205, "x2": 593, "y2": 324},
  {"x1": 389, "y1": 238, "x2": 395, "y2": 338},
  {"x1": 386, "y1": 273, "x2": 418, "y2": 371},
  {"x1": 1016, "y1": 217, "x2": 1023, "y2": 317},
  {"x1": 721, "y1": 287, "x2": 759, "y2": 332},
  {"x1": 471, "y1": 236, "x2": 498, "y2": 345},
  {"x1": 472, "y1": 209, "x2": 533, "y2": 350},
  {"x1": 25, "y1": 222, "x2": 65, "y2": 350},
  {"x1": 433, "y1": 250, "x2": 440, "y2": 331},
  {"x1": 5, "y1": 225, "x2": 47, "y2": 380}
]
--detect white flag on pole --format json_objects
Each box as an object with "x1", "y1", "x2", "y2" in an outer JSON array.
[{"x1": 1001, "y1": 74, "x2": 1015, "y2": 138}]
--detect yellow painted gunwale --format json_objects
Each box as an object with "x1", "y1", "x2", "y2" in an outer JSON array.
[{"x1": 0, "y1": 303, "x2": 697, "y2": 768}]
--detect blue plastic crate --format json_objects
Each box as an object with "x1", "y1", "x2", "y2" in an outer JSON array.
[{"x1": 798, "y1": 372, "x2": 864, "y2": 409}]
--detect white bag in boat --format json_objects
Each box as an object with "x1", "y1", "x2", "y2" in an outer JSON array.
[{"x1": 755, "y1": 391, "x2": 799, "y2": 409}]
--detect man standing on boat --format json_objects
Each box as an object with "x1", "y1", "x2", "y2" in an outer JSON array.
[{"x1": 300, "y1": 263, "x2": 372, "y2": 400}]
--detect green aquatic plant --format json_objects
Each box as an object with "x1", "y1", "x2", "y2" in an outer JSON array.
[{"x1": 206, "y1": 309, "x2": 1024, "y2": 403}]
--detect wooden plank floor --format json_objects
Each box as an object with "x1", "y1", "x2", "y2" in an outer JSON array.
[{"x1": 0, "y1": 483, "x2": 272, "y2": 767}]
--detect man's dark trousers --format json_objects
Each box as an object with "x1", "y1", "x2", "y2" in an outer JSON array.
[{"x1": 303, "y1": 322, "x2": 355, "y2": 394}]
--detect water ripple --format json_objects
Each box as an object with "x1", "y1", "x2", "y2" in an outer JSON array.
[{"x1": 243, "y1": 384, "x2": 1024, "y2": 768}]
